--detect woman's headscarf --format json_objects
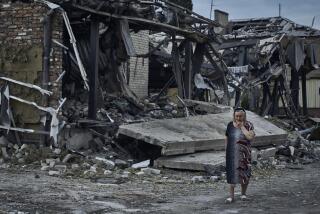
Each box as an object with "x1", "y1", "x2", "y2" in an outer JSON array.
[{"x1": 233, "y1": 107, "x2": 247, "y2": 122}]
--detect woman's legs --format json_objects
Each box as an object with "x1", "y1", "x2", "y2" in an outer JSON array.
[
  {"x1": 241, "y1": 180, "x2": 249, "y2": 196},
  {"x1": 229, "y1": 184, "x2": 235, "y2": 199}
]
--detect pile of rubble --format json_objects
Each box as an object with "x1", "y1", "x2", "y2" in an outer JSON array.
[
  {"x1": 1, "y1": 116, "x2": 320, "y2": 184},
  {"x1": 0, "y1": 136, "x2": 163, "y2": 180},
  {"x1": 62, "y1": 93, "x2": 185, "y2": 125}
]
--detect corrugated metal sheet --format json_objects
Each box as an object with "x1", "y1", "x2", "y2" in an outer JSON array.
[{"x1": 299, "y1": 79, "x2": 320, "y2": 108}]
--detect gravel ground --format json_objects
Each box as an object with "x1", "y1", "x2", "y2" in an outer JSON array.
[{"x1": 0, "y1": 161, "x2": 319, "y2": 214}]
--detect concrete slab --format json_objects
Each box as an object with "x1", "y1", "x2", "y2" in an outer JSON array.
[
  {"x1": 183, "y1": 99, "x2": 233, "y2": 114},
  {"x1": 154, "y1": 151, "x2": 225, "y2": 171},
  {"x1": 118, "y1": 111, "x2": 287, "y2": 156}
]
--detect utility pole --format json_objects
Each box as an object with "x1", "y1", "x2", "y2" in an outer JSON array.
[
  {"x1": 279, "y1": 3, "x2": 281, "y2": 17},
  {"x1": 311, "y1": 16, "x2": 316, "y2": 27},
  {"x1": 210, "y1": 0, "x2": 214, "y2": 20}
]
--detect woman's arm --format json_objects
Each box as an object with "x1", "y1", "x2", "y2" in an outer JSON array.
[{"x1": 240, "y1": 124, "x2": 255, "y2": 141}]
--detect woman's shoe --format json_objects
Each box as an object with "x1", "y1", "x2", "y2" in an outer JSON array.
[
  {"x1": 225, "y1": 197, "x2": 234, "y2": 203},
  {"x1": 240, "y1": 195, "x2": 247, "y2": 201}
]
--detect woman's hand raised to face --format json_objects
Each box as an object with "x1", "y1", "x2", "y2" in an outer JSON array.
[{"x1": 234, "y1": 121, "x2": 244, "y2": 128}]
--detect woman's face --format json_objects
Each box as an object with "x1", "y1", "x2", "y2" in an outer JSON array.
[{"x1": 234, "y1": 111, "x2": 245, "y2": 123}]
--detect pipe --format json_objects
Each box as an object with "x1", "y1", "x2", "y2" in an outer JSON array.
[{"x1": 40, "y1": 10, "x2": 53, "y2": 146}]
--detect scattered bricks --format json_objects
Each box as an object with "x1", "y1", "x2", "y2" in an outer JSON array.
[
  {"x1": 2, "y1": 4, "x2": 10, "y2": 8},
  {"x1": 251, "y1": 148, "x2": 258, "y2": 163},
  {"x1": 259, "y1": 147, "x2": 277, "y2": 159},
  {"x1": 71, "y1": 164, "x2": 80, "y2": 169},
  {"x1": 90, "y1": 165, "x2": 97, "y2": 173},
  {"x1": 8, "y1": 25, "x2": 17, "y2": 29},
  {"x1": 0, "y1": 164, "x2": 10, "y2": 169},
  {"x1": 95, "y1": 157, "x2": 115, "y2": 170},
  {"x1": 46, "y1": 159, "x2": 56, "y2": 166},
  {"x1": 13, "y1": 144, "x2": 19, "y2": 151},
  {"x1": 275, "y1": 165, "x2": 286, "y2": 170},
  {"x1": 41, "y1": 166, "x2": 50, "y2": 171},
  {"x1": 104, "y1": 170, "x2": 112, "y2": 175},
  {"x1": 210, "y1": 176, "x2": 219, "y2": 182},
  {"x1": 54, "y1": 165, "x2": 67, "y2": 173},
  {"x1": 115, "y1": 159, "x2": 129, "y2": 169},
  {"x1": 48, "y1": 170, "x2": 60, "y2": 176},
  {"x1": 20, "y1": 144, "x2": 28, "y2": 151},
  {"x1": 136, "y1": 171, "x2": 145, "y2": 176},
  {"x1": 82, "y1": 162, "x2": 91, "y2": 169},
  {"x1": 84, "y1": 166, "x2": 97, "y2": 175},
  {"x1": 53, "y1": 148, "x2": 62, "y2": 155},
  {"x1": 141, "y1": 168, "x2": 161, "y2": 175},
  {"x1": 40, "y1": 161, "x2": 47, "y2": 167},
  {"x1": 121, "y1": 171, "x2": 131, "y2": 178},
  {"x1": 132, "y1": 160, "x2": 150, "y2": 169},
  {"x1": 49, "y1": 161, "x2": 56, "y2": 168},
  {"x1": 62, "y1": 154, "x2": 73, "y2": 163},
  {"x1": 191, "y1": 176, "x2": 205, "y2": 183},
  {"x1": 18, "y1": 158, "x2": 25, "y2": 164},
  {"x1": 289, "y1": 146, "x2": 295, "y2": 156},
  {"x1": 15, "y1": 153, "x2": 23, "y2": 159}
]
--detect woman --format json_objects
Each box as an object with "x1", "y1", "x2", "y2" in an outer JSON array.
[{"x1": 225, "y1": 107, "x2": 255, "y2": 203}]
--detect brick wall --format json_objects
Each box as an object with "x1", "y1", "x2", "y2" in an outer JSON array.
[
  {"x1": 128, "y1": 30, "x2": 149, "y2": 98},
  {"x1": 0, "y1": 0, "x2": 63, "y2": 125}
]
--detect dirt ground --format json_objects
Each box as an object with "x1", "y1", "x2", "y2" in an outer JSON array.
[{"x1": 0, "y1": 161, "x2": 320, "y2": 214}]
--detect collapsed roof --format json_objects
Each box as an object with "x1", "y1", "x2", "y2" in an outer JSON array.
[{"x1": 219, "y1": 16, "x2": 320, "y2": 124}]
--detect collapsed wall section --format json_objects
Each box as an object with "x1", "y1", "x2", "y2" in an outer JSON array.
[{"x1": 0, "y1": 1, "x2": 63, "y2": 129}]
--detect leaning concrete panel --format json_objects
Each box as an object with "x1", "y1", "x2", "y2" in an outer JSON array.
[
  {"x1": 118, "y1": 111, "x2": 287, "y2": 156},
  {"x1": 154, "y1": 151, "x2": 225, "y2": 171}
]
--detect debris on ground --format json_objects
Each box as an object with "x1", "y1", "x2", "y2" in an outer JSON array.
[{"x1": 0, "y1": 0, "x2": 319, "y2": 193}]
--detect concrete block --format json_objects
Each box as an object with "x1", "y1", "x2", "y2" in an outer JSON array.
[
  {"x1": 48, "y1": 171, "x2": 60, "y2": 176},
  {"x1": 155, "y1": 151, "x2": 225, "y2": 171},
  {"x1": 53, "y1": 148, "x2": 62, "y2": 155},
  {"x1": 136, "y1": 171, "x2": 145, "y2": 176},
  {"x1": 55, "y1": 164, "x2": 67, "y2": 173},
  {"x1": 115, "y1": 159, "x2": 129, "y2": 169},
  {"x1": 62, "y1": 154, "x2": 73, "y2": 163},
  {"x1": 71, "y1": 164, "x2": 79, "y2": 169},
  {"x1": 132, "y1": 160, "x2": 150, "y2": 169},
  {"x1": 95, "y1": 157, "x2": 115, "y2": 170},
  {"x1": 210, "y1": 176, "x2": 219, "y2": 182},
  {"x1": 141, "y1": 168, "x2": 161, "y2": 175},
  {"x1": 104, "y1": 170, "x2": 112, "y2": 175},
  {"x1": 41, "y1": 166, "x2": 50, "y2": 171},
  {"x1": 259, "y1": 147, "x2": 277, "y2": 159},
  {"x1": 18, "y1": 158, "x2": 25, "y2": 164},
  {"x1": 191, "y1": 176, "x2": 205, "y2": 183}
]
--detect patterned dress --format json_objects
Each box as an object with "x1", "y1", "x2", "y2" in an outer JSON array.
[{"x1": 225, "y1": 121, "x2": 253, "y2": 185}]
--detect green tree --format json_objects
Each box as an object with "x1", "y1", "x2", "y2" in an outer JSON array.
[{"x1": 168, "y1": 0, "x2": 193, "y2": 10}]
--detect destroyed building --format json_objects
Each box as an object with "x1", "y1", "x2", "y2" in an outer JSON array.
[
  {"x1": 0, "y1": 0, "x2": 319, "y2": 179},
  {"x1": 218, "y1": 15, "x2": 320, "y2": 121},
  {"x1": 0, "y1": 0, "x2": 231, "y2": 148}
]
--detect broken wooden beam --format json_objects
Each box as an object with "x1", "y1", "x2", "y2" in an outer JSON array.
[
  {"x1": 88, "y1": 17, "x2": 99, "y2": 119},
  {"x1": 184, "y1": 40, "x2": 193, "y2": 99}
]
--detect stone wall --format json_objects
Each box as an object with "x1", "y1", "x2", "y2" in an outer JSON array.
[
  {"x1": 128, "y1": 30, "x2": 149, "y2": 98},
  {"x1": 0, "y1": 0, "x2": 63, "y2": 126}
]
